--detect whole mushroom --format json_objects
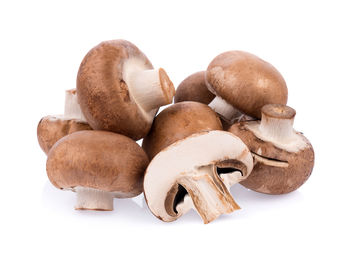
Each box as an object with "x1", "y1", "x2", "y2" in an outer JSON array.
[
  {"x1": 142, "y1": 101, "x2": 222, "y2": 160},
  {"x1": 77, "y1": 40, "x2": 175, "y2": 140},
  {"x1": 37, "y1": 89, "x2": 91, "y2": 154},
  {"x1": 229, "y1": 104, "x2": 314, "y2": 194},
  {"x1": 144, "y1": 130, "x2": 253, "y2": 224},
  {"x1": 174, "y1": 71, "x2": 215, "y2": 104},
  {"x1": 206, "y1": 51, "x2": 288, "y2": 123},
  {"x1": 47, "y1": 130, "x2": 149, "y2": 211}
]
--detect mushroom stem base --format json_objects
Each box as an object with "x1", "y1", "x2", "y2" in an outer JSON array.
[
  {"x1": 64, "y1": 89, "x2": 87, "y2": 122},
  {"x1": 74, "y1": 186, "x2": 114, "y2": 211}
]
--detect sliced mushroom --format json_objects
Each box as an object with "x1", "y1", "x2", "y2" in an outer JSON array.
[
  {"x1": 46, "y1": 130, "x2": 149, "y2": 211},
  {"x1": 174, "y1": 71, "x2": 215, "y2": 104},
  {"x1": 206, "y1": 51, "x2": 288, "y2": 123},
  {"x1": 142, "y1": 101, "x2": 222, "y2": 160},
  {"x1": 37, "y1": 89, "x2": 91, "y2": 154},
  {"x1": 143, "y1": 130, "x2": 253, "y2": 224},
  {"x1": 229, "y1": 104, "x2": 314, "y2": 194},
  {"x1": 77, "y1": 40, "x2": 175, "y2": 140}
]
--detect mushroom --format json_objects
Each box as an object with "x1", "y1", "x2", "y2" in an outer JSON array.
[
  {"x1": 174, "y1": 71, "x2": 215, "y2": 104},
  {"x1": 46, "y1": 130, "x2": 149, "y2": 211},
  {"x1": 143, "y1": 130, "x2": 253, "y2": 224},
  {"x1": 142, "y1": 101, "x2": 222, "y2": 160},
  {"x1": 76, "y1": 40, "x2": 175, "y2": 140},
  {"x1": 228, "y1": 104, "x2": 314, "y2": 194},
  {"x1": 37, "y1": 89, "x2": 91, "y2": 154},
  {"x1": 206, "y1": 51, "x2": 288, "y2": 123}
]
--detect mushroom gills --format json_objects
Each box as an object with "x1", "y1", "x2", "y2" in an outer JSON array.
[{"x1": 168, "y1": 164, "x2": 241, "y2": 224}]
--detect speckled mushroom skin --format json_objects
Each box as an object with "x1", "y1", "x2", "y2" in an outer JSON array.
[
  {"x1": 174, "y1": 71, "x2": 215, "y2": 104},
  {"x1": 206, "y1": 51, "x2": 288, "y2": 119},
  {"x1": 47, "y1": 130, "x2": 149, "y2": 197},
  {"x1": 77, "y1": 40, "x2": 154, "y2": 140},
  {"x1": 229, "y1": 122, "x2": 314, "y2": 194},
  {"x1": 37, "y1": 116, "x2": 91, "y2": 155},
  {"x1": 142, "y1": 102, "x2": 222, "y2": 160}
]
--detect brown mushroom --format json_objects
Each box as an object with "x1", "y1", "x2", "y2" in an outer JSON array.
[
  {"x1": 174, "y1": 71, "x2": 215, "y2": 104},
  {"x1": 142, "y1": 101, "x2": 222, "y2": 160},
  {"x1": 77, "y1": 40, "x2": 175, "y2": 140},
  {"x1": 37, "y1": 89, "x2": 91, "y2": 155},
  {"x1": 228, "y1": 104, "x2": 314, "y2": 194},
  {"x1": 206, "y1": 51, "x2": 288, "y2": 123},
  {"x1": 46, "y1": 130, "x2": 149, "y2": 211}
]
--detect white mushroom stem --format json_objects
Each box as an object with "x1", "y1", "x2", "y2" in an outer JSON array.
[
  {"x1": 74, "y1": 186, "x2": 114, "y2": 211},
  {"x1": 127, "y1": 68, "x2": 175, "y2": 112},
  {"x1": 209, "y1": 96, "x2": 252, "y2": 123},
  {"x1": 64, "y1": 89, "x2": 87, "y2": 121},
  {"x1": 259, "y1": 111, "x2": 295, "y2": 142}
]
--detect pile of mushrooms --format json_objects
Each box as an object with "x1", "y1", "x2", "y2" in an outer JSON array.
[{"x1": 37, "y1": 40, "x2": 314, "y2": 224}]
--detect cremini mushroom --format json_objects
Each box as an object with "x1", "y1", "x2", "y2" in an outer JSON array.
[
  {"x1": 46, "y1": 130, "x2": 149, "y2": 211},
  {"x1": 142, "y1": 101, "x2": 222, "y2": 160},
  {"x1": 206, "y1": 51, "x2": 288, "y2": 123},
  {"x1": 229, "y1": 104, "x2": 314, "y2": 194},
  {"x1": 174, "y1": 71, "x2": 215, "y2": 104},
  {"x1": 37, "y1": 89, "x2": 91, "y2": 154},
  {"x1": 77, "y1": 40, "x2": 175, "y2": 140},
  {"x1": 143, "y1": 130, "x2": 253, "y2": 224}
]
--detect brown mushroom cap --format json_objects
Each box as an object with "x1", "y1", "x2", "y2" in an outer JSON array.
[
  {"x1": 228, "y1": 104, "x2": 314, "y2": 194},
  {"x1": 47, "y1": 130, "x2": 149, "y2": 197},
  {"x1": 174, "y1": 71, "x2": 215, "y2": 104},
  {"x1": 37, "y1": 116, "x2": 91, "y2": 155},
  {"x1": 206, "y1": 51, "x2": 288, "y2": 118},
  {"x1": 142, "y1": 102, "x2": 223, "y2": 160},
  {"x1": 77, "y1": 40, "x2": 174, "y2": 140}
]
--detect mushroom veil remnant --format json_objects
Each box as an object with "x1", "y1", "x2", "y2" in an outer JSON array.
[
  {"x1": 47, "y1": 130, "x2": 149, "y2": 211},
  {"x1": 77, "y1": 40, "x2": 175, "y2": 140},
  {"x1": 37, "y1": 89, "x2": 91, "y2": 154},
  {"x1": 143, "y1": 130, "x2": 253, "y2": 224},
  {"x1": 206, "y1": 51, "x2": 288, "y2": 123},
  {"x1": 229, "y1": 104, "x2": 314, "y2": 194}
]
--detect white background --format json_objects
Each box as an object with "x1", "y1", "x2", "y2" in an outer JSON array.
[{"x1": 1, "y1": 0, "x2": 349, "y2": 252}]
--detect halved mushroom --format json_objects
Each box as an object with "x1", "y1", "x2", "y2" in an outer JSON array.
[
  {"x1": 206, "y1": 51, "x2": 288, "y2": 123},
  {"x1": 229, "y1": 104, "x2": 314, "y2": 194},
  {"x1": 77, "y1": 40, "x2": 175, "y2": 140},
  {"x1": 174, "y1": 71, "x2": 215, "y2": 104},
  {"x1": 37, "y1": 89, "x2": 91, "y2": 154},
  {"x1": 142, "y1": 101, "x2": 222, "y2": 160},
  {"x1": 143, "y1": 130, "x2": 253, "y2": 224},
  {"x1": 47, "y1": 130, "x2": 149, "y2": 211}
]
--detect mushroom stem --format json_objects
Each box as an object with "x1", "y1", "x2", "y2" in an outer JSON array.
[
  {"x1": 74, "y1": 186, "x2": 114, "y2": 211},
  {"x1": 259, "y1": 104, "x2": 296, "y2": 142},
  {"x1": 64, "y1": 89, "x2": 87, "y2": 121},
  {"x1": 209, "y1": 96, "x2": 251, "y2": 123},
  {"x1": 177, "y1": 165, "x2": 240, "y2": 224},
  {"x1": 128, "y1": 68, "x2": 175, "y2": 112}
]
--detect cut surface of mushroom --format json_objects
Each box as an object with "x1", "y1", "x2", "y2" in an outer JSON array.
[
  {"x1": 229, "y1": 104, "x2": 314, "y2": 194},
  {"x1": 144, "y1": 130, "x2": 253, "y2": 224},
  {"x1": 37, "y1": 89, "x2": 91, "y2": 154},
  {"x1": 77, "y1": 40, "x2": 175, "y2": 140},
  {"x1": 47, "y1": 130, "x2": 149, "y2": 210}
]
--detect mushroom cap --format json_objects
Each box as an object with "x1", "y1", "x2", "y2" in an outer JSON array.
[
  {"x1": 47, "y1": 130, "x2": 149, "y2": 197},
  {"x1": 143, "y1": 130, "x2": 253, "y2": 222},
  {"x1": 142, "y1": 101, "x2": 222, "y2": 160},
  {"x1": 37, "y1": 116, "x2": 91, "y2": 155},
  {"x1": 206, "y1": 51, "x2": 288, "y2": 118},
  {"x1": 174, "y1": 71, "x2": 215, "y2": 104},
  {"x1": 229, "y1": 122, "x2": 314, "y2": 194},
  {"x1": 77, "y1": 40, "x2": 156, "y2": 140}
]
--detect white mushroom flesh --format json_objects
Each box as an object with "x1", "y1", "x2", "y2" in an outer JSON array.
[
  {"x1": 64, "y1": 89, "x2": 87, "y2": 122},
  {"x1": 74, "y1": 186, "x2": 114, "y2": 211}
]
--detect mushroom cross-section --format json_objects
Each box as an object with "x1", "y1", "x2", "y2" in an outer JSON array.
[
  {"x1": 206, "y1": 51, "x2": 288, "y2": 123},
  {"x1": 46, "y1": 130, "x2": 149, "y2": 211},
  {"x1": 77, "y1": 40, "x2": 175, "y2": 140},
  {"x1": 143, "y1": 130, "x2": 253, "y2": 224},
  {"x1": 229, "y1": 104, "x2": 314, "y2": 194}
]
